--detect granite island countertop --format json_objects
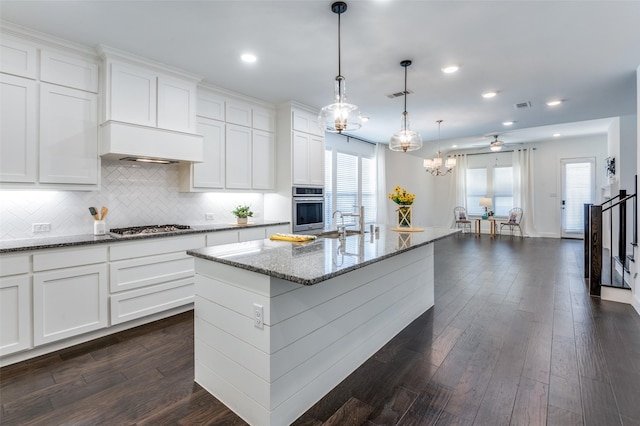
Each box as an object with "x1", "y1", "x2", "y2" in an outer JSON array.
[
  {"x1": 0, "y1": 221, "x2": 289, "y2": 253},
  {"x1": 187, "y1": 227, "x2": 458, "y2": 286}
]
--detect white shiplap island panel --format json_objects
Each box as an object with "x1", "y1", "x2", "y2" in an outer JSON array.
[{"x1": 188, "y1": 228, "x2": 457, "y2": 425}]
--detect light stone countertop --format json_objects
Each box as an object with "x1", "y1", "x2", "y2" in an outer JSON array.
[
  {"x1": 0, "y1": 221, "x2": 289, "y2": 253},
  {"x1": 187, "y1": 227, "x2": 459, "y2": 286}
]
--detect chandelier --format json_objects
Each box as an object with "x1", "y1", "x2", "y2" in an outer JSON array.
[
  {"x1": 318, "y1": 2, "x2": 362, "y2": 134},
  {"x1": 424, "y1": 120, "x2": 456, "y2": 176},
  {"x1": 389, "y1": 60, "x2": 422, "y2": 152}
]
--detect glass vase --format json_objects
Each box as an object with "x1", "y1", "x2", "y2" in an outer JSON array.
[{"x1": 397, "y1": 205, "x2": 412, "y2": 228}]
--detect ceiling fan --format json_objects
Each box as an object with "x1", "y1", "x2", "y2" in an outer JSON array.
[
  {"x1": 470, "y1": 133, "x2": 518, "y2": 151},
  {"x1": 489, "y1": 135, "x2": 504, "y2": 152}
]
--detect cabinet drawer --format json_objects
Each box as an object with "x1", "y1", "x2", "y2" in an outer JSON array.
[
  {"x1": 40, "y1": 49, "x2": 99, "y2": 93},
  {"x1": 0, "y1": 253, "x2": 30, "y2": 277},
  {"x1": 33, "y1": 246, "x2": 107, "y2": 272},
  {"x1": 33, "y1": 264, "x2": 108, "y2": 345},
  {"x1": 0, "y1": 275, "x2": 32, "y2": 356},
  {"x1": 110, "y1": 234, "x2": 206, "y2": 261},
  {"x1": 265, "y1": 224, "x2": 291, "y2": 236},
  {"x1": 110, "y1": 278, "x2": 194, "y2": 325},
  {"x1": 206, "y1": 230, "x2": 239, "y2": 247},
  {"x1": 110, "y1": 252, "x2": 194, "y2": 293},
  {"x1": 239, "y1": 227, "x2": 267, "y2": 242}
]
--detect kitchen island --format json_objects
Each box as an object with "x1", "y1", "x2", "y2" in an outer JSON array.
[{"x1": 187, "y1": 227, "x2": 457, "y2": 426}]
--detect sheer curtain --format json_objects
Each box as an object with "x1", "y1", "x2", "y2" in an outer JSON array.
[
  {"x1": 452, "y1": 154, "x2": 468, "y2": 228},
  {"x1": 375, "y1": 143, "x2": 387, "y2": 226},
  {"x1": 512, "y1": 149, "x2": 537, "y2": 236}
]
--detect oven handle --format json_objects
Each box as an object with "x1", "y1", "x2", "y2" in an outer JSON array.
[{"x1": 293, "y1": 197, "x2": 324, "y2": 202}]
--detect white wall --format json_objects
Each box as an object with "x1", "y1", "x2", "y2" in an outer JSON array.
[
  {"x1": 0, "y1": 160, "x2": 265, "y2": 240},
  {"x1": 384, "y1": 151, "x2": 436, "y2": 228},
  {"x1": 634, "y1": 65, "x2": 640, "y2": 315}
]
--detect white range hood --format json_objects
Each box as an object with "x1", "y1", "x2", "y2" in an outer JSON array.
[{"x1": 100, "y1": 120, "x2": 203, "y2": 163}]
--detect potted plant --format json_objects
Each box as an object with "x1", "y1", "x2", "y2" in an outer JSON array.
[{"x1": 231, "y1": 204, "x2": 253, "y2": 225}]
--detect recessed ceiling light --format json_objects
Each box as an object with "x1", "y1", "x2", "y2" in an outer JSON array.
[
  {"x1": 482, "y1": 91, "x2": 497, "y2": 99},
  {"x1": 361, "y1": 116, "x2": 370, "y2": 122},
  {"x1": 241, "y1": 53, "x2": 257, "y2": 63},
  {"x1": 553, "y1": 133, "x2": 561, "y2": 137},
  {"x1": 503, "y1": 121, "x2": 514, "y2": 126},
  {"x1": 452, "y1": 144, "x2": 457, "y2": 148},
  {"x1": 546, "y1": 99, "x2": 563, "y2": 106},
  {"x1": 441, "y1": 65, "x2": 459, "y2": 74}
]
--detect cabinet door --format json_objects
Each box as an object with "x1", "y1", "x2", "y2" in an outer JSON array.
[
  {"x1": 40, "y1": 49, "x2": 99, "y2": 93},
  {"x1": 197, "y1": 90, "x2": 225, "y2": 121},
  {"x1": 292, "y1": 131, "x2": 310, "y2": 185},
  {"x1": 0, "y1": 74, "x2": 36, "y2": 183},
  {"x1": 225, "y1": 124, "x2": 252, "y2": 189},
  {"x1": 109, "y1": 62, "x2": 157, "y2": 127},
  {"x1": 292, "y1": 109, "x2": 322, "y2": 136},
  {"x1": 193, "y1": 117, "x2": 225, "y2": 188},
  {"x1": 252, "y1": 106, "x2": 275, "y2": 132},
  {"x1": 0, "y1": 36, "x2": 37, "y2": 79},
  {"x1": 252, "y1": 129, "x2": 274, "y2": 190},
  {"x1": 226, "y1": 100, "x2": 252, "y2": 127},
  {"x1": 307, "y1": 134, "x2": 325, "y2": 186},
  {"x1": 157, "y1": 75, "x2": 196, "y2": 133},
  {"x1": 33, "y1": 264, "x2": 108, "y2": 345},
  {"x1": 0, "y1": 276, "x2": 31, "y2": 356},
  {"x1": 39, "y1": 83, "x2": 98, "y2": 184}
]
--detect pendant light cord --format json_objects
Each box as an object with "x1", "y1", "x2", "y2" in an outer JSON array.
[{"x1": 337, "y1": 11, "x2": 342, "y2": 79}]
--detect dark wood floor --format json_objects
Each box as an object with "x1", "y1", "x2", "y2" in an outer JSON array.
[{"x1": 2, "y1": 236, "x2": 640, "y2": 425}]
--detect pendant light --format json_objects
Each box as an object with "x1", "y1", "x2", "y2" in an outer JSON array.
[
  {"x1": 318, "y1": 1, "x2": 362, "y2": 134},
  {"x1": 424, "y1": 120, "x2": 456, "y2": 175},
  {"x1": 389, "y1": 60, "x2": 422, "y2": 152}
]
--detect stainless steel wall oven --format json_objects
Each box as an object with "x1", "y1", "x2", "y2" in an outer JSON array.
[{"x1": 292, "y1": 186, "x2": 324, "y2": 233}]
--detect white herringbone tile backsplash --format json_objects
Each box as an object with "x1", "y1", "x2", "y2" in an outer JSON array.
[{"x1": 0, "y1": 160, "x2": 264, "y2": 240}]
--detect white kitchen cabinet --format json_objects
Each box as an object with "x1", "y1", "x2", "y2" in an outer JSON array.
[
  {"x1": 179, "y1": 117, "x2": 225, "y2": 191},
  {"x1": 252, "y1": 129, "x2": 275, "y2": 190},
  {"x1": 0, "y1": 74, "x2": 37, "y2": 183},
  {"x1": 108, "y1": 61, "x2": 157, "y2": 128},
  {"x1": 33, "y1": 264, "x2": 108, "y2": 346},
  {"x1": 40, "y1": 49, "x2": 99, "y2": 93},
  {"x1": 157, "y1": 75, "x2": 197, "y2": 133},
  {"x1": 32, "y1": 246, "x2": 108, "y2": 346},
  {"x1": 39, "y1": 83, "x2": 99, "y2": 185},
  {"x1": 238, "y1": 226, "x2": 268, "y2": 242},
  {"x1": 197, "y1": 90, "x2": 225, "y2": 121},
  {"x1": 292, "y1": 108, "x2": 323, "y2": 137},
  {"x1": 0, "y1": 35, "x2": 37, "y2": 79},
  {"x1": 225, "y1": 100, "x2": 252, "y2": 127},
  {"x1": 206, "y1": 230, "x2": 240, "y2": 247},
  {"x1": 225, "y1": 123, "x2": 253, "y2": 189},
  {"x1": 0, "y1": 253, "x2": 31, "y2": 357},
  {"x1": 253, "y1": 106, "x2": 276, "y2": 132},
  {"x1": 292, "y1": 131, "x2": 324, "y2": 186},
  {"x1": 108, "y1": 234, "x2": 205, "y2": 325}
]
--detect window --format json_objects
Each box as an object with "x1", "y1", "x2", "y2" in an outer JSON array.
[
  {"x1": 465, "y1": 159, "x2": 513, "y2": 217},
  {"x1": 324, "y1": 136, "x2": 377, "y2": 229}
]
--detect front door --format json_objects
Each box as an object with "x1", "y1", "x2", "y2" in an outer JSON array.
[{"x1": 561, "y1": 158, "x2": 595, "y2": 239}]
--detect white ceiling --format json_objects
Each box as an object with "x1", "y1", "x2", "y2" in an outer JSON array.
[{"x1": 2, "y1": 1, "x2": 639, "y2": 156}]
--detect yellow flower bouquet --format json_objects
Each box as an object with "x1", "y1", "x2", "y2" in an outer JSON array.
[
  {"x1": 388, "y1": 185, "x2": 415, "y2": 205},
  {"x1": 388, "y1": 186, "x2": 415, "y2": 228}
]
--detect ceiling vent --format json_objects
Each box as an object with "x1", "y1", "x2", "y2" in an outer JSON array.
[
  {"x1": 387, "y1": 89, "x2": 413, "y2": 99},
  {"x1": 513, "y1": 101, "x2": 532, "y2": 110}
]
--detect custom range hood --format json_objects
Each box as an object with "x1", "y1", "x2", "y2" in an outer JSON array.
[{"x1": 100, "y1": 120, "x2": 204, "y2": 164}]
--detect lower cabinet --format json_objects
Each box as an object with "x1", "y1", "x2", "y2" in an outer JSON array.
[
  {"x1": 108, "y1": 235, "x2": 205, "y2": 325},
  {"x1": 0, "y1": 275, "x2": 31, "y2": 356},
  {"x1": 33, "y1": 264, "x2": 108, "y2": 345}
]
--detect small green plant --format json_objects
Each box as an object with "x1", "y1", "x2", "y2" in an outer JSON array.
[{"x1": 231, "y1": 204, "x2": 253, "y2": 218}]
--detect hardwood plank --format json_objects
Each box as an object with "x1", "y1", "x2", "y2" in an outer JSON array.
[
  {"x1": 580, "y1": 376, "x2": 621, "y2": 426},
  {"x1": 521, "y1": 321, "x2": 552, "y2": 384},
  {"x1": 397, "y1": 382, "x2": 452, "y2": 425},
  {"x1": 322, "y1": 397, "x2": 373, "y2": 426},
  {"x1": 548, "y1": 374, "x2": 582, "y2": 416},
  {"x1": 424, "y1": 325, "x2": 465, "y2": 366},
  {"x1": 546, "y1": 404, "x2": 584, "y2": 426},
  {"x1": 366, "y1": 386, "x2": 417, "y2": 425},
  {"x1": 510, "y1": 378, "x2": 548, "y2": 426},
  {"x1": 550, "y1": 334, "x2": 579, "y2": 381}
]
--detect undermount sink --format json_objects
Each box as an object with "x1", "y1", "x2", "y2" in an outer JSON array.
[{"x1": 318, "y1": 230, "x2": 362, "y2": 239}]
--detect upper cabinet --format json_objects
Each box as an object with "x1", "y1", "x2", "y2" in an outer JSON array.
[
  {"x1": 0, "y1": 29, "x2": 100, "y2": 189},
  {"x1": 100, "y1": 46, "x2": 199, "y2": 134},
  {"x1": 286, "y1": 105, "x2": 325, "y2": 186},
  {"x1": 179, "y1": 86, "x2": 276, "y2": 192}
]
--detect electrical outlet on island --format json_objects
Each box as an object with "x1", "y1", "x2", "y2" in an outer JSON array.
[{"x1": 32, "y1": 223, "x2": 51, "y2": 233}]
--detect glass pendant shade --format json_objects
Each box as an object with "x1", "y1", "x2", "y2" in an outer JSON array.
[
  {"x1": 319, "y1": 2, "x2": 361, "y2": 134},
  {"x1": 389, "y1": 113, "x2": 422, "y2": 152},
  {"x1": 319, "y1": 76, "x2": 362, "y2": 133}
]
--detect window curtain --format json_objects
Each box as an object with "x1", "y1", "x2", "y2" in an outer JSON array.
[
  {"x1": 452, "y1": 154, "x2": 468, "y2": 228},
  {"x1": 512, "y1": 149, "x2": 537, "y2": 237},
  {"x1": 375, "y1": 143, "x2": 387, "y2": 227}
]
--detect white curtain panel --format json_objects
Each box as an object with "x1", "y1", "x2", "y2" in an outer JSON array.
[
  {"x1": 451, "y1": 154, "x2": 468, "y2": 227},
  {"x1": 375, "y1": 143, "x2": 388, "y2": 226},
  {"x1": 512, "y1": 149, "x2": 537, "y2": 237}
]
